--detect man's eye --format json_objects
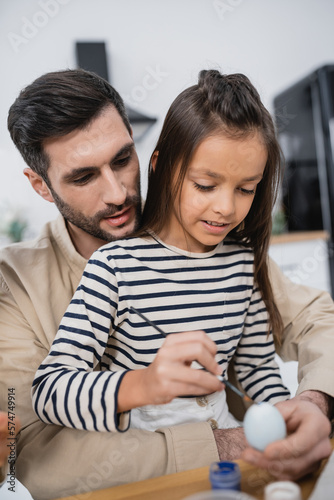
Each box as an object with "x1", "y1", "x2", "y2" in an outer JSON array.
[
  {"x1": 193, "y1": 182, "x2": 214, "y2": 192},
  {"x1": 73, "y1": 174, "x2": 93, "y2": 185},
  {"x1": 114, "y1": 154, "x2": 131, "y2": 167}
]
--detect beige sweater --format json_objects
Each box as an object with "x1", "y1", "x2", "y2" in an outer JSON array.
[{"x1": 1, "y1": 215, "x2": 333, "y2": 500}]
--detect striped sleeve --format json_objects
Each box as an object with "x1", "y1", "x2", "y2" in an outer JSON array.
[
  {"x1": 233, "y1": 287, "x2": 290, "y2": 405},
  {"x1": 31, "y1": 250, "x2": 130, "y2": 433}
]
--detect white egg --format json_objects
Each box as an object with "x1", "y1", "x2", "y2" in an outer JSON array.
[{"x1": 243, "y1": 402, "x2": 287, "y2": 451}]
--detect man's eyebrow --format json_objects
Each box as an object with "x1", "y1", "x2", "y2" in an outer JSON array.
[
  {"x1": 62, "y1": 166, "x2": 98, "y2": 182},
  {"x1": 111, "y1": 142, "x2": 134, "y2": 163},
  {"x1": 62, "y1": 141, "x2": 135, "y2": 182}
]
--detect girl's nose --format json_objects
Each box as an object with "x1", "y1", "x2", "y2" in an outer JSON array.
[{"x1": 212, "y1": 191, "x2": 235, "y2": 217}]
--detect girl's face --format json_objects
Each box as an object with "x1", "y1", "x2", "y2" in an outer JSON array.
[{"x1": 158, "y1": 132, "x2": 268, "y2": 253}]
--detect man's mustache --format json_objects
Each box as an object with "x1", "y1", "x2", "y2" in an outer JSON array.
[{"x1": 96, "y1": 195, "x2": 141, "y2": 219}]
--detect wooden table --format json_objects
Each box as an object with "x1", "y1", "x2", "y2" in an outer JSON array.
[{"x1": 55, "y1": 440, "x2": 333, "y2": 500}]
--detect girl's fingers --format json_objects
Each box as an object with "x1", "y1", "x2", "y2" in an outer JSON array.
[
  {"x1": 139, "y1": 330, "x2": 223, "y2": 404},
  {"x1": 164, "y1": 330, "x2": 217, "y2": 353},
  {"x1": 161, "y1": 330, "x2": 221, "y2": 375},
  {"x1": 149, "y1": 363, "x2": 223, "y2": 400}
]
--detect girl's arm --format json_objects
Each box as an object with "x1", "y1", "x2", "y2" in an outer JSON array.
[
  {"x1": 32, "y1": 250, "x2": 223, "y2": 431},
  {"x1": 32, "y1": 251, "x2": 130, "y2": 433}
]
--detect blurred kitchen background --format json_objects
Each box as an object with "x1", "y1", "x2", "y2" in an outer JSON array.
[{"x1": 2, "y1": 0, "x2": 334, "y2": 394}]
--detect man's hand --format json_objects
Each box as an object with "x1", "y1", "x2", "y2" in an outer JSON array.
[{"x1": 241, "y1": 392, "x2": 332, "y2": 480}]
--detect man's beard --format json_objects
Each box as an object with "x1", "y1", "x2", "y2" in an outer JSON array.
[{"x1": 48, "y1": 185, "x2": 142, "y2": 242}]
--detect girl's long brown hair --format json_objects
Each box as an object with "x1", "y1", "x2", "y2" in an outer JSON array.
[{"x1": 137, "y1": 69, "x2": 284, "y2": 340}]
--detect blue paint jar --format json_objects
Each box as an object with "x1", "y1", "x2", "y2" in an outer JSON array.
[{"x1": 209, "y1": 461, "x2": 241, "y2": 491}]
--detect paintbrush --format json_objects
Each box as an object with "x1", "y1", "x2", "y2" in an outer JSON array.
[
  {"x1": 129, "y1": 305, "x2": 252, "y2": 404},
  {"x1": 221, "y1": 379, "x2": 252, "y2": 403},
  {"x1": 130, "y1": 305, "x2": 166, "y2": 336}
]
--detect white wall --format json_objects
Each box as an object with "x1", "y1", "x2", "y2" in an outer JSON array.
[{"x1": 1, "y1": 0, "x2": 334, "y2": 237}]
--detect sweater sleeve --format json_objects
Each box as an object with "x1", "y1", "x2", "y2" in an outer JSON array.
[
  {"x1": 233, "y1": 286, "x2": 290, "y2": 405},
  {"x1": 269, "y1": 258, "x2": 334, "y2": 398},
  {"x1": 31, "y1": 250, "x2": 130, "y2": 432}
]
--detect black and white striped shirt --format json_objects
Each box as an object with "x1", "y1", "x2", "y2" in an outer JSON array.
[{"x1": 32, "y1": 234, "x2": 290, "y2": 432}]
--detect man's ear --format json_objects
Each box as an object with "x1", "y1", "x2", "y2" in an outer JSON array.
[
  {"x1": 151, "y1": 151, "x2": 159, "y2": 171},
  {"x1": 23, "y1": 168, "x2": 54, "y2": 203}
]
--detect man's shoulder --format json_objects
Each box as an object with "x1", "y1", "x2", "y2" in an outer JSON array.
[
  {"x1": 0, "y1": 216, "x2": 85, "y2": 288},
  {"x1": 0, "y1": 218, "x2": 59, "y2": 266}
]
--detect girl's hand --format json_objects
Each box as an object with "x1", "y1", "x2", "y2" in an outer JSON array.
[{"x1": 118, "y1": 330, "x2": 223, "y2": 412}]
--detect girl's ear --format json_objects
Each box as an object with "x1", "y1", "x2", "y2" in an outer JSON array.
[
  {"x1": 23, "y1": 168, "x2": 55, "y2": 203},
  {"x1": 151, "y1": 151, "x2": 159, "y2": 172}
]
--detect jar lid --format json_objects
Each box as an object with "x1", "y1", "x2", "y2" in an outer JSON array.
[
  {"x1": 209, "y1": 461, "x2": 241, "y2": 490},
  {"x1": 265, "y1": 481, "x2": 302, "y2": 500}
]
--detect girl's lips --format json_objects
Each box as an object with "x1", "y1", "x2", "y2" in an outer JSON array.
[
  {"x1": 201, "y1": 220, "x2": 230, "y2": 234},
  {"x1": 104, "y1": 206, "x2": 134, "y2": 227}
]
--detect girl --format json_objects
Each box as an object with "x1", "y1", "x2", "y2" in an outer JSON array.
[{"x1": 32, "y1": 70, "x2": 289, "y2": 433}]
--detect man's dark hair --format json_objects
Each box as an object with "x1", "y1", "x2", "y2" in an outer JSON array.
[{"x1": 7, "y1": 69, "x2": 132, "y2": 183}]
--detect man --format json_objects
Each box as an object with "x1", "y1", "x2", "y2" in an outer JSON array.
[{"x1": 1, "y1": 69, "x2": 333, "y2": 500}]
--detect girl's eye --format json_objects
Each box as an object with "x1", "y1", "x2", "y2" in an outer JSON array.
[
  {"x1": 239, "y1": 187, "x2": 255, "y2": 195},
  {"x1": 193, "y1": 182, "x2": 214, "y2": 192}
]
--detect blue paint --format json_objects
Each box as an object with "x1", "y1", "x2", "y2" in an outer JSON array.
[{"x1": 209, "y1": 461, "x2": 241, "y2": 491}]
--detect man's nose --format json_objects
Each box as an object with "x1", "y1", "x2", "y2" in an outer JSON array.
[{"x1": 101, "y1": 168, "x2": 127, "y2": 206}]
